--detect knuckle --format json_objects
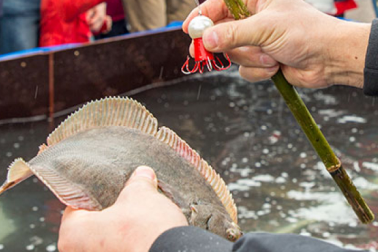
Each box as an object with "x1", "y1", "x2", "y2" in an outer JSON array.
[
  {"x1": 239, "y1": 66, "x2": 275, "y2": 82},
  {"x1": 224, "y1": 23, "x2": 238, "y2": 48}
]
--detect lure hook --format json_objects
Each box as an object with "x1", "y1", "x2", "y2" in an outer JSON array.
[{"x1": 182, "y1": 15, "x2": 231, "y2": 75}]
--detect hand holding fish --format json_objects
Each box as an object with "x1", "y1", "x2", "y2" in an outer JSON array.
[
  {"x1": 58, "y1": 166, "x2": 188, "y2": 252},
  {"x1": 183, "y1": 0, "x2": 370, "y2": 89},
  {"x1": 0, "y1": 97, "x2": 241, "y2": 241}
]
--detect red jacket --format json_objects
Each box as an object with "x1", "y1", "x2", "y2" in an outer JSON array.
[{"x1": 40, "y1": 0, "x2": 104, "y2": 47}]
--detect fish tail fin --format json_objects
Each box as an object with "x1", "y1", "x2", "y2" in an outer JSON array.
[
  {"x1": 1, "y1": 158, "x2": 101, "y2": 210},
  {"x1": 0, "y1": 158, "x2": 34, "y2": 195},
  {"x1": 28, "y1": 164, "x2": 102, "y2": 210}
]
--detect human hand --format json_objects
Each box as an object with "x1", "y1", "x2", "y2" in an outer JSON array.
[
  {"x1": 58, "y1": 166, "x2": 188, "y2": 252},
  {"x1": 86, "y1": 2, "x2": 108, "y2": 33},
  {"x1": 183, "y1": 0, "x2": 371, "y2": 89}
]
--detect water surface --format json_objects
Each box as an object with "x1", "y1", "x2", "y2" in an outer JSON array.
[{"x1": 0, "y1": 69, "x2": 377, "y2": 251}]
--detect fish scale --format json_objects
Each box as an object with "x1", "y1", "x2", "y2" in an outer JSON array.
[{"x1": 0, "y1": 97, "x2": 242, "y2": 241}]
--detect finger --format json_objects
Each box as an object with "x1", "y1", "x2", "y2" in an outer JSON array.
[
  {"x1": 183, "y1": 0, "x2": 262, "y2": 33},
  {"x1": 202, "y1": 14, "x2": 273, "y2": 52},
  {"x1": 88, "y1": 10, "x2": 101, "y2": 25},
  {"x1": 189, "y1": 38, "x2": 278, "y2": 69},
  {"x1": 127, "y1": 165, "x2": 158, "y2": 186},
  {"x1": 59, "y1": 207, "x2": 96, "y2": 252},
  {"x1": 92, "y1": 7, "x2": 100, "y2": 18},
  {"x1": 183, "y1": 0, "x2": 230, "y2": 33},
  {"x1": 227, "y1": 46, "x2": 278, "y2": 68},
  {"x1": 86, "y1": 9, "x2": 94, "y2": 22},
  {"x1": 239, "y1": 65, "x2": 279, "y2": 83},
  {"x1": 61, "y1": 206, "x2": 92, "y2": 222},
  {"x1": 61, "y1": 206, "x2": 75, "y2": 221},
  {"x1": 116, "y1": 166, "x2": 158, "y2": 203},
  {"x1": 90, "y1": 21, "x2": 102, "y2": 32},
  {"x1": 189, "y1": 42, "x2": 194, "y2": 57}
]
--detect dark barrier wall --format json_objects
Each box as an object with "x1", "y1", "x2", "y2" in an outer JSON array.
[
  {"x1": 0, "y1": 54, "x2": 50, "y2": 119},
  {"x1": 0, "y1": 28, "x2": 191, "y2": 120}
]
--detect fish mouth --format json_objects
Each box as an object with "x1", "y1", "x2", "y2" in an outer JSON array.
[{"x1": 0, "y1": 181, "x2": 16, "y2": 195}]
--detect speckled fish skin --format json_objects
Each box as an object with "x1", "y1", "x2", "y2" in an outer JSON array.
[{"x1": 0, "y1": 97, "x2": 241, "y2": 241}]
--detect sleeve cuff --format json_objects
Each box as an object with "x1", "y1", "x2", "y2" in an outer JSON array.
[
  {"x1": 233, "y1": 233, "x2": 366, "y2": 252},
  {"x1": 149, "y1": 226, "x2": 233, "y2": 252},
  {"x1": 363, "y1": 18, "x2": 378, "y2": 96}
]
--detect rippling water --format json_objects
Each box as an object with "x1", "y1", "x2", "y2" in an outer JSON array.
[{"x1": 0, "y1": 68, "x2": 377, "y2": 251}]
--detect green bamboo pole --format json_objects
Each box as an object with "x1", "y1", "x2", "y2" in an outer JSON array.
[
  {"x1": 272, "y1": 71, "x2": 374, "y2": 223},
  {"x1": 223, "y1": 0, "x2": 374, "y2": 223}
]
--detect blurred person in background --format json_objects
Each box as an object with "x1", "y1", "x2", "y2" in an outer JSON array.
[
  {"x1": 95, "y1": 0, "x2": 128, "y2": 40},
  {"x1": 0, "y1": 0, "x2": 41, "y2": 54},
  {"x1": 122, "y1": 0, "x2": 196, "y2": 32},
  {"x1": 39, "y1": 1, "x2": 112, "y2": 47}
]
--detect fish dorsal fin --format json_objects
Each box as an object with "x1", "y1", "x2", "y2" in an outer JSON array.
[
  {"x1": 156, "y1": 127, "x2": 238, "y2": 224},
  {"x1": 38, "y1": 144, "x2": 48, "y2": 155},
  {"x1": 47, "y1": 97, "x2": 158, "y2": 146}
]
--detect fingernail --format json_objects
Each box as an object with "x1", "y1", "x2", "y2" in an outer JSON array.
[
  {"x1": 204, "y1": 30, "x2": 219, "y2": 49},
  {"x1": 260, "y1": 54, "x2": 277, "y2": 67},
  {"x1": 266, "y1": 66, "x2": 279, "y2": 73},
  {"x1": 133, "y1": 166, "x2": 156, "y2": 181}
]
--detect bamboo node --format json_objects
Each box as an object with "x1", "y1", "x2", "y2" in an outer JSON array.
[{"x1": 327, "y1": 157, "x2": 341, "y2": 173}]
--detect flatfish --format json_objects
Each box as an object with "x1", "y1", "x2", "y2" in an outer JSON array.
[{"x1": 0, "y1": 97, "x2": 241, "y2": 241}]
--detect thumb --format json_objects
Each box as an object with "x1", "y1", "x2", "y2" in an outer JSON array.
[
  {"x1": 126, "y1": 165, "x2": 158, "y2": 190},
  {"x1": 116, "y1": 166, "x2": 158, "y2": 204},
  {"x1": 202, "y1": 14, "x2": 269, "y2": 52}
]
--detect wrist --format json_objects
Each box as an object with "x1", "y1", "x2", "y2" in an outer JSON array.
[{"x1": 324, "y1": 20, "x2": 371, "y2": 88}]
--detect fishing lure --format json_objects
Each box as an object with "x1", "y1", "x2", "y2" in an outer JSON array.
[{"x1": 182, "y1": 14, "x2": 231, "y2": 74}]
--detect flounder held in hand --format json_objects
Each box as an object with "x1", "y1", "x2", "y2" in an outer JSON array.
[{"x1": 0, "y1": 97, "x2": 241, "y2": 241}]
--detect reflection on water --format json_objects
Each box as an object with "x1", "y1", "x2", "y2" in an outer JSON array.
[{"x1": 0, "y1": 68, "x2": 377, "y2": 251}]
